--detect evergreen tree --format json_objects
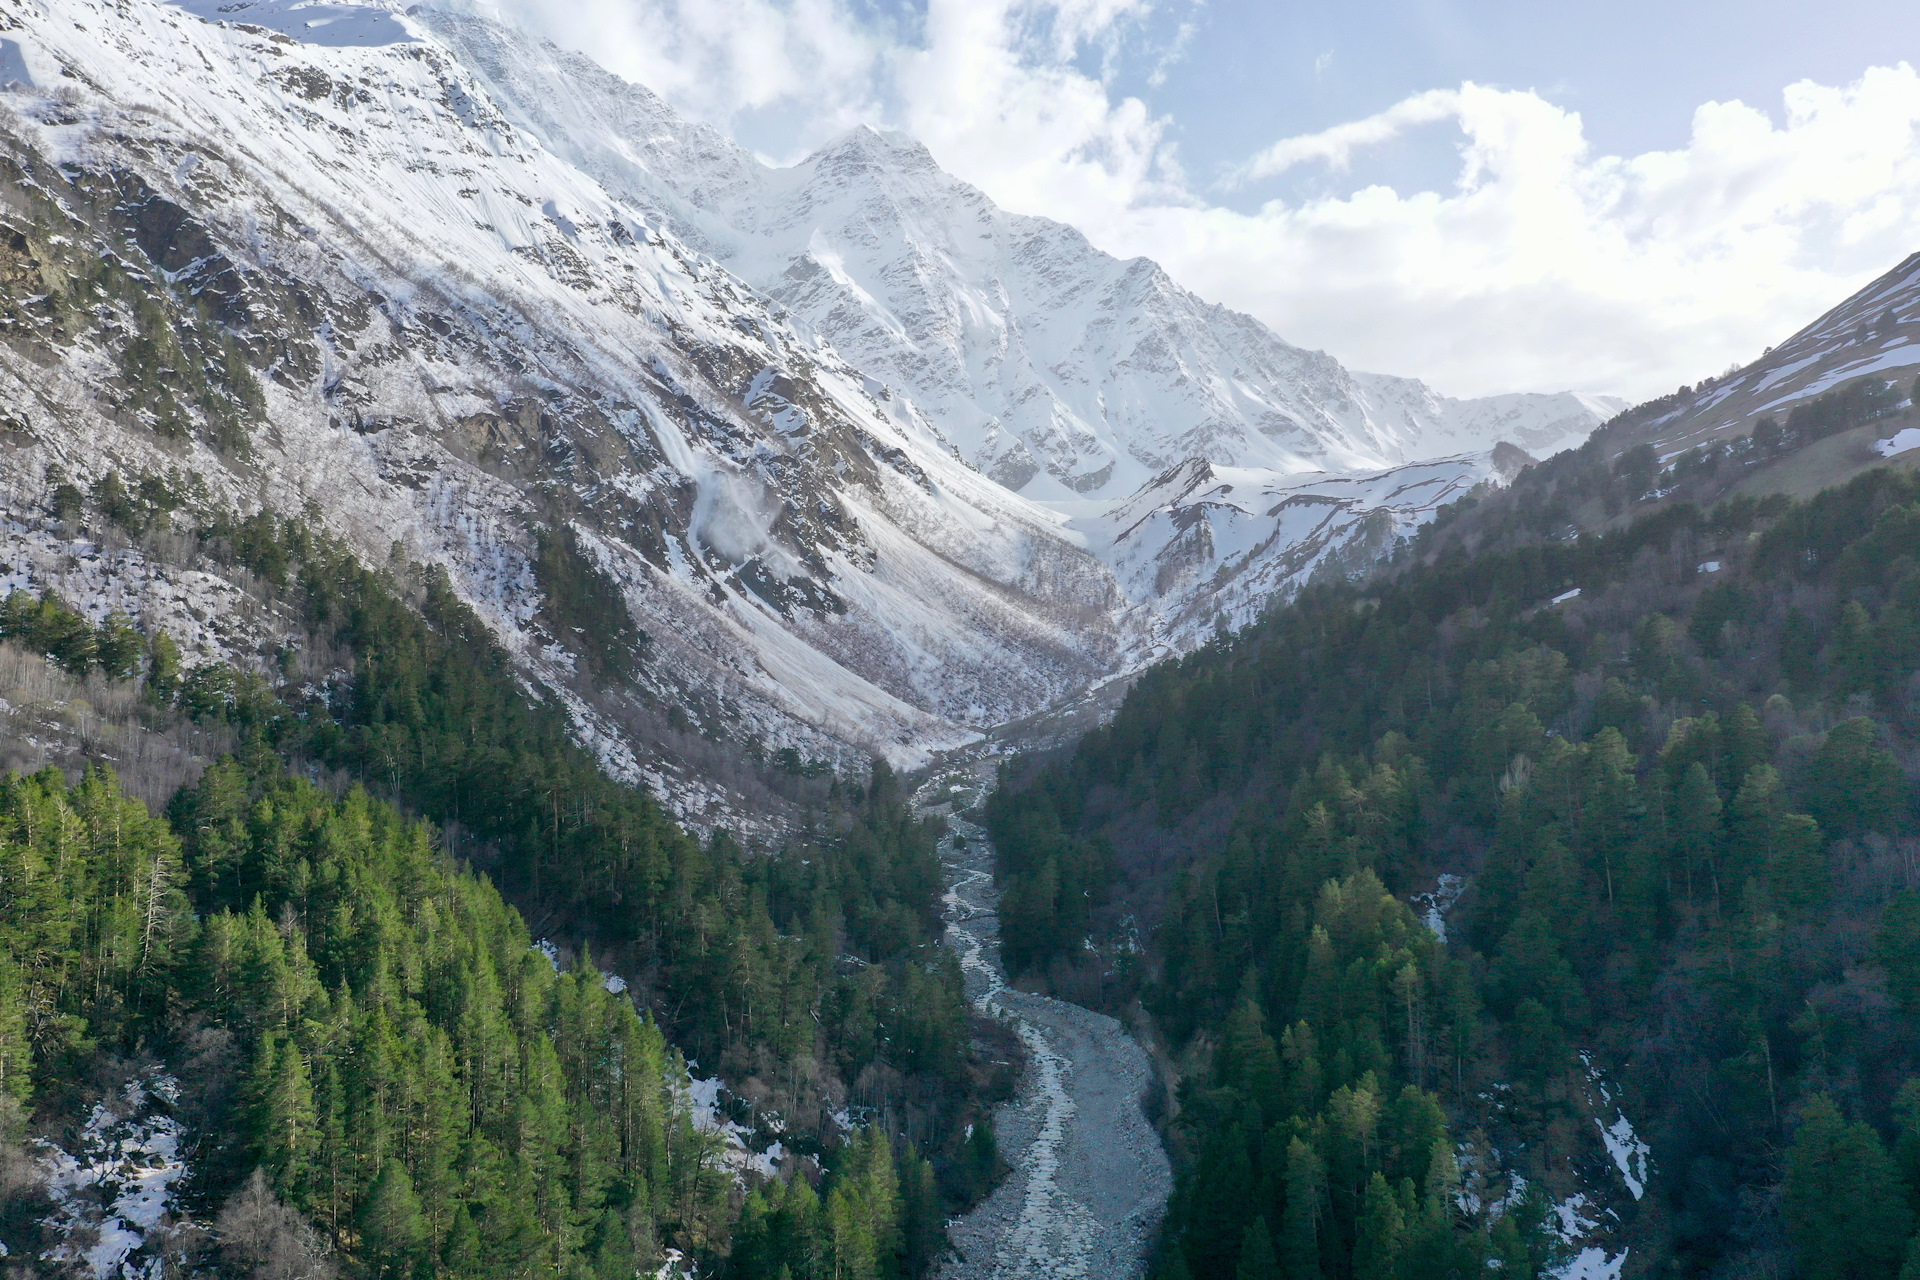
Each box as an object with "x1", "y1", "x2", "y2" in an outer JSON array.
[
  {"x1": 1785, "y1": 1095, "x2": 1912, "y2": 1280},
  {"x1": 1353, "y1": 1173, "x2": 1406, "y2": 1280},
  {"x1": 1235, "y1": 1217, "x2": 1280, "y2": 1280},
  {"x1": 1280, "y1": 1137, "x2": 1326, "y2": 1278},
  {"x1": 1807, "y1": 719, "x2": 1906, "y2": 838},
  {"x1": 360, "y1": 1159, "x2": 429, "y2": 1280}
]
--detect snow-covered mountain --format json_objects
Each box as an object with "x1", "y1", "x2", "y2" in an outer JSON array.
[
  {"x1": 1078, "y1": 450, "x2": 1508, "y2": 650},
  {"x1": 0, "y1": 0, "x2": 1614, "y2": 831},
  {"x1": 420, "y1": 12, "x2": 1621, "y2": 501},
  {"x1": 0, "y1": 0, "x2": 1134, "y2": 817}
]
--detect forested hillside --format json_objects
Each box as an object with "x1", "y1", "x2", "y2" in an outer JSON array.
[
  {"x1": 989, "y1": 462, "x2": 1920, "y2": 1277},
  {"x1": 0, "y1": 508, "x2": 995, "y2": 1279}
]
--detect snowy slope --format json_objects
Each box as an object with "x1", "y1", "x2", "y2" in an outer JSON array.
[
  {"x1": 419, "y1": 12, "x2": 1619, "y2": 500},
  {"x1": 0, "y1": 0, "x2": 1602, "y2": 838},
  {"x1": 1614, "y1": 252, "x2": 1920, "y2": 456},
  {"x1": 1074, "y1": 453, "x2": 1499, "y2": 648},
  {"x1": 0, "y1": 0, "x2": 1128, "y2": 824}
]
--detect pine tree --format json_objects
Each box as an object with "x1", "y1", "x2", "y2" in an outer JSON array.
[
  {"x1": 827, "y1": 1182, "x2": 877, "y2": 1280},
  {"x1": 1281, "y1": 1136, "x2": 1326, "y2": 1278},
  {"x1": 898, "y1": 1145, "x2": 943, "y2": 1277},
  {"x1": 1674, "y1": 762, "x2": 1724, "y2": 913},
  {"x1": 1894, "y1": 1079, "x2": 1920, "y2": 1218},
  {"x1": 249, "y1": 1033, "x2": 317, "y2": 1200},
  {"x1": 1785, "y1": 1094, "x2": 1912, "y2": 1280},
  {"x1": 1807, "y1": 718, "x2": 1906, "y2": 838},
  {"x1": 1236, "y1": 1216, "x2": 1281, "y2": 1280},
  {"x1": 1219, "y1": 982, "x2": 1284, "y2": 1115},
  {"x1": 360, "y1": 1158, "x2": 429, "y2": 1280},
  {"x1": 1878, "y1": 894, "x2": 1920, "y2": 1010},
  {"x1": 962, "y1": 1120, "x2": 998, "y2": 1200},
  {"x1": 442, "y1": 1204, "x2": 482, "y2": 1278}
]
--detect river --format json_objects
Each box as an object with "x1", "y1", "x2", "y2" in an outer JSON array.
[{"x1": 913, "y1": 757, "x2": 1171, "y2": 1280}]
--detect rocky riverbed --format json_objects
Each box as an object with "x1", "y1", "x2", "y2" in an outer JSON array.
[{"x1": 916, "y1": 762, "x2": 1170, "y2": 1280}]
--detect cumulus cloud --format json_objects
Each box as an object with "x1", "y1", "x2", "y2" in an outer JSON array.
[
  {"x1": 440, "y1": 0, "x2": 1920, "y2": 401},
  {"x1": 1129, "y1": 69, "x2": 1920, "y2": 398}
]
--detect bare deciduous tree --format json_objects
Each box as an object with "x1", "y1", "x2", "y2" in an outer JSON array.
[{"x1": 215, "y1": 1170, "x2": 335, "y2": 1280}]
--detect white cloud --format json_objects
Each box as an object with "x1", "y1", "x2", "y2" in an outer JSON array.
[
  {"x1": 439, "y1": 0, "x2": 1920, "y2": 401},
  {"x1": 1232, "y1": 87, "x2": 1459, "y2": 182},
  {"x1": 1121, "y1": 70, "x2": 1920, "y2": 398}
]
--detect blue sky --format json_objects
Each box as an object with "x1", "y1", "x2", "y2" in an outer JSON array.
[
  {"x1": 468, "y1": 0, "x2": 1920, "y2": 400},
  {"x1": 1096, "y1": 0, "x2": 1917, "y2": 206}
]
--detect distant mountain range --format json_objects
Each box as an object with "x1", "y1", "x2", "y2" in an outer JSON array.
[
  {"x1": 0, "y1": 0, "x2": 1621, "y2": 827},
  {"x1": 428, "y1": 12, "x2": 1621, "y2": 501}
]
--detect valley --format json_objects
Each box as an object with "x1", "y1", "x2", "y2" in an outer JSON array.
[
  {"x1": 915, "y1": 755, "x2": 1170, "y2": 1280},
  {"x1": 0, "y1": 3, "x2": 1917, "y2": 1280}
]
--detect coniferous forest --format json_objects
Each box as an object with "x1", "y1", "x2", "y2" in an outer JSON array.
[
  {"x1": 0, "y1": 510, "x2": 984, "y2": 1279},
  {"x1": 989, "y1": 461, "x2": 1920, "y2": 1278}
]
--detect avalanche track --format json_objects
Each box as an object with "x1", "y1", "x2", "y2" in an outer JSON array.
[{"x1": 915, "y1": 761, "x2": 1170, "y2": 1280}]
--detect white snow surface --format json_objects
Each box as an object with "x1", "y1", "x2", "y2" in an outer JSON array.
[
  {"x1": 1599, "y1": 1114, "x2": 1651, "y2": 1201},
  {"x1": 1583, "y1": 1054, "x2": 1652, "y2": 1201},
  {"x1": 1878, "y1": 427, "x2": 1920, "y2": 457},
  {"x1": 421, "y1": 11, "x2": 1620, "y2": 503},
  {"x1": 1059, "y1": 453, "x2": 1499, "y2": 647},
  {"x1": 1412, "y1": 873, "x2": 1467, "y2": 942},
  {"x1": 167, "y1": 0, "x2": 419, "y2": 47},
  {"x1": 1553, "y1": 1247, "x2": 1629, "y2": 1280},
  {"x1": 1635, "y1": 253, "x2": 1920, "y2": 453},
  {"x1": 685, "y1": 1075, "x2": 784, "y2": 1181},
  {"x1": 0, "y1": 0, "x2": 1129, "y2": 803},
  {"x1": 38, "y1": 1073, "x2": 191, "y2": 1280}
]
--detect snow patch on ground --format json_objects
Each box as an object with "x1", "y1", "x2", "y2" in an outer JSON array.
[
  {"x1": 167, "y1": 0, "x2": 419, "y2": 48},
  {"x1": 1551, "y1": 1192, "x2": 1599, "y2": 1242},
  {"x1": 37, "y1": 1073, "x2": 191, "y2": 1279},
  {"x1": 1411, "y1": 874, "x2": 1467, "y2": 942},
  {"x1": 685, "y1": 1075, "x2": 785, "y2": 1181},
  {"x1": 1877, "y1": 427, "x2": 1920, "y2": 457},
  {"x1": 1583, "y1": 1054, "x2": 1651, "y2": 1201},
  {"x1": 1552, "y1": 1247, "x2": 1629, "y2": 1280}
]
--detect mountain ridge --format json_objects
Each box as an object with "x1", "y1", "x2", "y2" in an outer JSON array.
[
  {"x1": 0, "y1": 0, "x2": 1613, "y2": 840},
  {"x1": 419, "y1": 10, "x2": 1622, "y2": 501}
]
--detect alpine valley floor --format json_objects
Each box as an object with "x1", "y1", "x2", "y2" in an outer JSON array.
[{"x1": 914, "y1": 756, "x2": 1171, "y2": 1280}]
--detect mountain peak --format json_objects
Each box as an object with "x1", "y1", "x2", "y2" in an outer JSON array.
[{"x1": 806, "y1": 124, "x2": 941, "y2": 174}]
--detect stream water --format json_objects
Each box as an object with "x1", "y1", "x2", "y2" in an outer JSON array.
[{"x1": 915, "y1": 760, "x2": 1171, "y2": 1280}]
